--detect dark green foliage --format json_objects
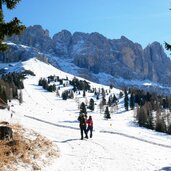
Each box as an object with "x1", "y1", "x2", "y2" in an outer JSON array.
[
  {"x1": 167, "y1": 124, "x2": 171, "y2": 134},
  {"x1": 104, "y1": 106, "x2": 111, "y2": 119},
  {"x1": 48, "y1": 84, "x2": 56, "y2": 92},
  {"x1": 146, "y1": 92, "x2": 151, "y2": 102},
  {"x1": 38, "y1": 78, "x2": 43, "y2": 86},
  {"x1": 162, "y1": 97, "x2": 169, "y2": 109},
  {"x1": 124, "y1": 90, "x2": 128, "y2": 111},
  {"x1": 96, "y1": 94, "x2": 99, "y2": 100},
  {"x1": 72, "y1": 84, "x2": 77, "y2": 92},
  {"x1": 0, "y1": 0, "x2": 26, "y2": 51},
  {"x1": 47, "y1": 75, "x2": 55, "y2": 83},
  {"x1": 89, "y1": 98, "x2": 94, "y2": 111},
  {"x1": 108, "y1": 95, "x2": 112, "y2": 106},
  {"x1": 83, "y1": 90, "x2": 86, "y2": 97},
  {"x1": 22, "y1": 70, "x2": 35, "y2": 76},
  {"x1": 109, "y1": 84, "x2": 114, "y2": 89},
  {"x1": 70, "y1": 77, "x2": 90, "y2": 91},
  {"x1": 165, "y1": 41, "x2": 171, "y2": 51},
  {"x1": 112, "y1": 94, "x2": 117, "y2": 104},
  {"x1": 59, "y1": 79, "x2": 63, "y2": 85},
  {"x1": 101, "y1": 88, "x2": 105, "y2": 97},
  {"x1": 134, "y1": 90, "x2": 146, "y2": 106},
  {"x1": 62, "y1": 90, "x2": 68, "y2": 100},
  {"x1": 80, "y1": 102, "x2": 87, "y2": 114},
  {"x1": 41, "y1": 79, "x2": 48, "y2": 90},
  {"x1": 130, "y1": 92, "x2": 135, "y2": 110}
]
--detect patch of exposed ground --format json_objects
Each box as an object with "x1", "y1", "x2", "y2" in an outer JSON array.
[{"x1": 0, "y1": 123, "x2": 60, "y2": 170}]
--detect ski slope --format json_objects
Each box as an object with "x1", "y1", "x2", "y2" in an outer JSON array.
[{"x1": 1, "y1": 58, "x2": 171, "y2": 171}]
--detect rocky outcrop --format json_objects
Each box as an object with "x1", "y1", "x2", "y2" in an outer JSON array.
[
  {"x1": 0, "y1": 43, "x2": 45, "y2": 62},
  {"x1": 2, "y1": 25, "x2": 171, "y2": 85},
  {"x1": 53, "y1": 30, "x2": 72, "y2": 56},
  {"x1": 8, "y1": 25, "x2": 54, "y2": 54}
]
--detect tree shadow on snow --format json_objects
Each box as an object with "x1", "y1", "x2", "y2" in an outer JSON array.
[
  {"x1": 54, "y1": 138, "x2": 80, "y2": 143},
  {"x1": 158, "y1": 166, "x2": 171, "y2": 171}
]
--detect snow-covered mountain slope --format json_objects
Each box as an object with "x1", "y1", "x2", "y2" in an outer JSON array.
[
  {"x1": 1, "y1": 58, "x2": 171, "y2": 171},
  {"x1": 1, "y1": 41, "x2": 171, "y2": 96}
]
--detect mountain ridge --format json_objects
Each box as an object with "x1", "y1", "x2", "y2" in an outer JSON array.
[{"x1": 1, "y1": 25, "x2": 171, "y2": 91}]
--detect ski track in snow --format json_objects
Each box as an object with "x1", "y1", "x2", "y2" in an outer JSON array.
[{"x1": 24, "y1": 114, "x2": 171, "y2": 150}]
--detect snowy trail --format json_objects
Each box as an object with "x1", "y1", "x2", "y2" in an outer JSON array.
[
  {"x1": 24, "y1": 115, "x2": 79, "y2": 130},
  {"x1": 100, "y1": 130, "x2": 171, "y2": 149},
  {"x1": 5, "y1": 59, "x2": 171, "y2": 171},
  {"x1": 24, "y1": 114, "x2": 171, "y2": 149}
]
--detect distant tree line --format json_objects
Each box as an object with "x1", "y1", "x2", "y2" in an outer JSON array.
[
  {"x1": 0, "y1": 72, "x2": 26, "y2": 103},
  {"x1": 70, "y1": 77, "x2": 91, "y2": 92},
  {"x1": 38, "y1": 78, "x2": 56, "y2": 92},
  {"x1": 38, "y1": 76, "x2": 92, "y2": 100},
  {"x1": 123, "y1": 88, "x2": 171, "y2": 134}
]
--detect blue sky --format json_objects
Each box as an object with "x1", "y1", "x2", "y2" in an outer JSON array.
[{"x1": 3, "y1": 0, "x2": 171, "y2": 48}]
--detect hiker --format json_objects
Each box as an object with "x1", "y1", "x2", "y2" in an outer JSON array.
[
  {"x1": 86, "y1": 115, "x2": 93, "y2": 138},
  {"x1": 78, "y1": 113, "x2": 88, "y2": 140},
  {"x1": 84, "y1": 114, "x2": 88, "y2": 129}
]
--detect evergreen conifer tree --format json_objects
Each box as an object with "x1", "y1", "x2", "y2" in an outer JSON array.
[
  {"x1": 101, "y1": 88, "x2": 105, "y2": 97},
  {"x1": 80, "y1": 102, "x2": 87, "y2": 114},
  {"x1": 62, "y1": 90, "x2": 68, "y2": 100},
  {"x1": 0, "y1": 0, "x2": 25, "y2": 51},
  {"x1": 38, "y1": 78, "x2": 43, "y2": 86},
  {"x1": 124, "y1": 90, "x2": 129, "y2": 111},
  {"x1": 130, "y1": 92, "x2": 135, "y2": 110},
  {"x1": 104, "y1": 106, "x2": 111, "y2": 119},
  {"x1": 112, "y1": 94, "x2": 117, "y2": 104},
  {"x1": 89, "y1": 98, "x2": 94, "y2": 111},
  {"x1": 83, "y1": 90, "x2": 86, "y2": 97},
  {"x1": 108, "y1": 96, "x2": 112, "y2": 106}
]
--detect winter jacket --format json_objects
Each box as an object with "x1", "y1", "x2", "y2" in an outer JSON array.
[
  {"x1": 78, "y1": 115, "x2": 86, "y2": 127},
  {"x1": 86, "y1": 118, "x2": 93, "y2": 127}
]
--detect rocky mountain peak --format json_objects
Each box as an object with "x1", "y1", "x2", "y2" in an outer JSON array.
[
  {"x1": 53, "y1": 30, "x2": 72, "y2": 57},
  {"x1": 3, "y1": 25, "x2": 171, "y2": 85},
  {"x1": 8, "y1": 25, "x2": 54, "y2": 53}
]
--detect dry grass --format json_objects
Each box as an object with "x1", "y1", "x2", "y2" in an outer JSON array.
[{"x1": 0, "y1": 124, "x2": 60, "y2": 171}]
